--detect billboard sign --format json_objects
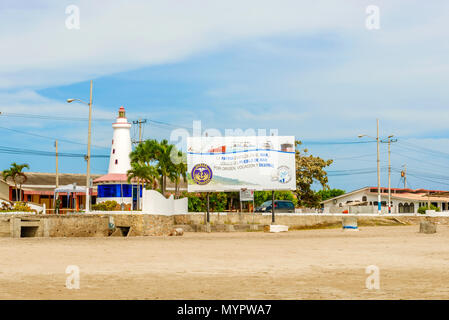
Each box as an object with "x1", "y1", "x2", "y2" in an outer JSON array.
[{"x1": 187, "y1": 136, "x2": 296, "y2": 192}]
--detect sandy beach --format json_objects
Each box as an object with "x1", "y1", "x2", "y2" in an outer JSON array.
[{"x1": 1, "y1": 225, "x2": 448, "y2": 299}]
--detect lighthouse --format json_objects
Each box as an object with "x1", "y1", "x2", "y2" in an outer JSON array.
[
  {"x1": 109, "y1": 106, "x2": 132, "y2": 174},
  {"x1": 93, "y1": 106, "x2": 141, "y2": 210}
]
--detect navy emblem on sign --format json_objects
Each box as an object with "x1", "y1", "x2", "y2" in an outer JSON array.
[{"x1": 191, "y1": 163, "x2": 213, "y2": 185}]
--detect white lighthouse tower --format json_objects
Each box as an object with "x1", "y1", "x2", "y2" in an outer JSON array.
[
  {"x1": 108, "y1": 106, "x2": 132, "y2": 174},
  {"x1": 94, "y1": 106, "x2": 141, "y2": 210}
]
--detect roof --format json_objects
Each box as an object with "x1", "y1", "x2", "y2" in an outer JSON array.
[
  {"x1": 2, "y1": 172, "x2": 102, "y2": 187},
  {"x1": 94, "y1": 173, "x2": 187, "y2": 190},
  {"x1": 93, "y1": 173, "x2": 131, "y2": 183},
  {"x1": 321, "y1": 186, "x2": 449, "y2": 204}
]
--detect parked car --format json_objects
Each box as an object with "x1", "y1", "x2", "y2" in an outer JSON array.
[{"x1": 255, "y1": 200, "x2": 295, "y2": 213}]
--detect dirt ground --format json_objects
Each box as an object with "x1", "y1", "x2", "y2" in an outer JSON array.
[{"x1": 1, "y1": 225, "x2": 449, "y2": 299}]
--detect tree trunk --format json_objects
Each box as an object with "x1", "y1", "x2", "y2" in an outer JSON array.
[{"x1": 19, "y1": 184, "x2": 22, "y2": 201}]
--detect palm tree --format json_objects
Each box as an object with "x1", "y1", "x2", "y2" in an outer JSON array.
[
  {"x1": 156, "y1": 139, "x2": 175, "y2": 195},
  {"x1": 171, "y1": 150, "x2": 187, "y2": 199},
  {"x1": 2, "y1": 163, "x2": 29, "y2": 201},
  {"x1": 129, "y1": 139, "x2": 186, "y2": 197},
  {"x1": 127, "y1": 162, "x2": 159, "y2": 210}
]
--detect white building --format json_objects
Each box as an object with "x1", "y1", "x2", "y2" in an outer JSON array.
[
  {"x1": 321, "y1": 187, "x2": 449, "y2": 214},
  {"x1": 93, "y1": 106, "x2": 141, "y2": 210}
]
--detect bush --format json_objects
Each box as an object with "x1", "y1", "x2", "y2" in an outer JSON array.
[
  {"x1": 92, "y1": 200, "x2": 119, "y2": 211},
  {"x1": 418, "y1": 205, "x2": 440, "y2": 214},
  {"x1": 0, "y1": 202, "x2": 33, "y2": 212},
  {"x1": 180, "y1": 192, "x2": 228, "y2": 212},
  {"x1": 254, "y1": 191, "x2": 298, "y2": 207},
  {"x1": 13, "y1": 202, "x2": 33, "y2": 212}
]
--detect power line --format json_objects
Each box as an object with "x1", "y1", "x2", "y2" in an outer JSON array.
[
  {"x1": 0, "y1": 145, "x2": 108, "y2": 158},
  {"x1": 0, "y1": 125, "x2": 109, "y2": 150}
]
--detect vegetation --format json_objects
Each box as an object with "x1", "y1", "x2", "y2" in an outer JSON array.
[
  {"x1": 181, "y1": 191, "x2": 228, "y2": 212},
  {"x1": 254, "y1": 191, "x2": 297, "y2": 207},
  {"x1": 316, "y1": 189, "x2": 346, "y2": 202},
  {"x1": 294, "y1": 141, "x2": 333, "y2": 208},
  {"x1": 2, "y1": 162, "x2": 29, "y2": 201},
  {"x1": 128, "y1": 139, "x2": 187, "y2": 198},
  {"x1": 418, "y1": 205, "x2": 440, "y2": 215},
  {"x1": 92, "y1": 200, "x2": 120, "y2": 211},
  {"x1": 0, "y1": 201, "x2": 34, "y2": 212}
]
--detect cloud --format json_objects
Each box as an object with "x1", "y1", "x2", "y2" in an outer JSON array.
[{"x1": 0, "y1": 0, "x2": 376, "y2": 89}]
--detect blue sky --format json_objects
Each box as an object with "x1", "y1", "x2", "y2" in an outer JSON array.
[{"x1": 1, "y1": 0, "x2": 449, "y2": 192}]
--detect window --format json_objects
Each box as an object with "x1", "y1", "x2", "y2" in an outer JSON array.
[
  {"x1": 98, "y1": 184, "x2": 133, "y2": 198},
  {"x1": 112, "y1": 149, "x2": 115, "y2": 154},
  {"x1": 112, "y1": 139, "x2": 114, "y2": 145},
  {"x1": 362, "y1": 196, "x2": 367, "y2": 202},
  {"x1": 409, "y1": 203, "x2": 415, "y2": 213},
  {"x1": 115, "y1": 159, "x2": 118, "y2": 165},
  {"x1": 404, "y1": 203, "x2": 410, "y2": 213}
]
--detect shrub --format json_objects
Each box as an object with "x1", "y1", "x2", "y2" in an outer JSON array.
[
  {"x1": 180, "y1": 191, "x2": 228, "y2": 212},
  {"x1": 10, "y1": 202, "x2": 33, "y2": 212},
  {"x1": 418, "y1": 205, "x2": 440, "y2": 214},
  {"x1": 254, "y1": 190, "x2": 298, "y2": 207},
  {"x1": 92, "y1": 200, "x2": 119, "y2": 211}
]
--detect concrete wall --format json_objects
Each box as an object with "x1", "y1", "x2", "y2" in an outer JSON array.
[
  {"x1": 1, "y1": 212, "x2": 449, "y2": 238},
  {"x1": 141, "y1": 190, "x2": 188, "y2": 215},
  {"x1": 174, "y1": 212, "x2": 449, "y2": 229},
  {"x1": 0, "y1": 213, "x2": 174, "y2": 238}
]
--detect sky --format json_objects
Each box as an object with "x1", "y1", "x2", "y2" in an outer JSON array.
[{"x1": 1, "y1": 0, "x2": 449, "y2": 192}]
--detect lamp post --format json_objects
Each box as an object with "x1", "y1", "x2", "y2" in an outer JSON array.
[
  {"x1": 358, "y1": 119, "x2": 381, "y2": 214},
  {"x1": 67, "y1": 80, "x2": 93, "y2": 213}
]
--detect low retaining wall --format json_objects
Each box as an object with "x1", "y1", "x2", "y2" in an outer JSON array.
[
  {"x1": 173, "y1": 213, "x2": 449, "y2": 231},
  {"x1": 0, "y1": 214, "x2": 174, "y2": 238},
  {"x1": 1, "y1": 212, "x2": 448, "y2": 238}
]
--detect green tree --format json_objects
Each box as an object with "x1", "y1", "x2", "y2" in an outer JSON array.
[
  {"x1": 2, "y1": 162, "x2": 29, "y2": 201},
  {"x1": 170, "y1": 150, "x2": 187, "y2": 199},
  {"x1": 254, "y1": 191, "x2": 298, "y2": 207},
  {"x1": 181, "y1": 192, "x2": 228, "y2": 212},
  {"x1": 129, "y1": 139, "x2": 187, "y2": 197},
  {"x1": 316, "y1": 189, "x2": 346, "y2": 202},
  {"x1": 418, "y1": 205, "x2": 440, "y2": 214},
  {"x1": 295, "y1": 141, "x2": 333, "y2": 208}
]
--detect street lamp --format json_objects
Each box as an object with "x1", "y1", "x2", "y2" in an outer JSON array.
[
  {"x1": 67, "y1": 80, "x2": 93, "y2": 213},
  {"x1": 358, "y1": 119, "x2": 381, "y2": 214}
]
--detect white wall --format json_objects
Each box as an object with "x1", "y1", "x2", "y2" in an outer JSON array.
[{"x1": 141, "y1": 190, "x2": 188, "y2": 215}]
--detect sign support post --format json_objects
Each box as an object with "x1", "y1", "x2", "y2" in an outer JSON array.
[
  {"x1": 271, "y1": 190, "x2": 275, "y2": 224},
  {"x1": 206, "y1": 192, "x2": 210, "y2": 224}
]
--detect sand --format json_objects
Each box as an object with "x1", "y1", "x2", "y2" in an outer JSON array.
[{"x1": 1, "y1": 225, "x2": 449, "y2": 299}]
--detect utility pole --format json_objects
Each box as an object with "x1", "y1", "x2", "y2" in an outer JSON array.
[
  {"x1": 132, "y1": 119, "x2": 147, "y2": 144},
  {"x1": 55, "y1": 140, "x2": 59, "y2": 188},
  {"x1": 376, "y1": 119, "x2": 381, "y2": 214},
  {"x1": 382, "y1": 135, "x2": 397, "y2": 213},
  {"x1": 132, "y1": 119, "x2": 147, "y2": 210},
  {"x1": 86, "y1": 80, "x2": 93, "y2": 213},
  {"x1": 403, "y1": 164, "x2": 407, "y2": 188}
]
